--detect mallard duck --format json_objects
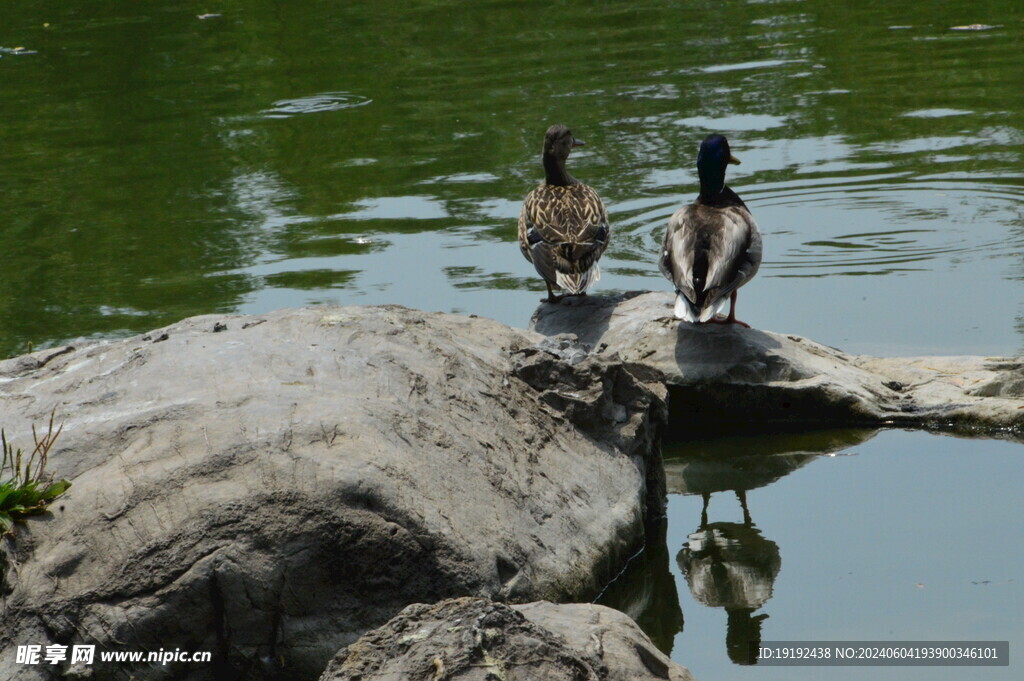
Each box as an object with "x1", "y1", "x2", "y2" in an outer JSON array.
[
  {"x1": 659, "y1": 134, "x2": 762, "y2": 327},
  {"x1": 518, "y1": 124, "x2": 610, "y2": 303}
]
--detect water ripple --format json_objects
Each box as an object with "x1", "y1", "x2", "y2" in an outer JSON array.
[
  {"x1": 262, "y1": 92, "x2": 371, "y2": 118},
  {"x1": 608, "y1": 175, "x2": 1024, "y2": 281}
]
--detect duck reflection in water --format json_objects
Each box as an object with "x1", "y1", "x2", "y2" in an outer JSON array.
[
  {"x1": 665, "y1": 431, "x2": 872, "y2": 664},
  {"x1": 666, "y1": 440, "x2": 819, "y2": 665},
  {"x1": 677, "y1": 490, "x2": 780, "y2": 665}
]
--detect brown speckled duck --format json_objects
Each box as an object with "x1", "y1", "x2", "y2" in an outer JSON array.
[{"x1": 518, "y1": 124, "x2": 610, "y2": 303}]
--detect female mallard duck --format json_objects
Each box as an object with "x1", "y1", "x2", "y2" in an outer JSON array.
[
  {"x1": 519, "y1": 124, "x2": 610, "y2": 303},
  {"x1": 660, "y1": 134, "x2": 762, "y2": 327}
]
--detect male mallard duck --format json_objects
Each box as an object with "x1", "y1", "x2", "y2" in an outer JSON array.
[
  {"x1": 660, "y1": 134, "x2": 762, "y2": 327},
  {"x1": 519, "y1": 124, "x2": 610, "y2": 303}
]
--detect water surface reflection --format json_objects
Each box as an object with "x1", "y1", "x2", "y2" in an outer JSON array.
[
  {"x1": 600, "y1": 429, "x2": 1024, "y2": 680},
  {"x1": 598, "y1": 429, "x2": 872, "y2": 657},
  {"x1": 1, "y1": 1, "x2": 1022, "y2": 357},
  {"x1": 678, "y1": 511, "x2": 779, "y2": 666}
]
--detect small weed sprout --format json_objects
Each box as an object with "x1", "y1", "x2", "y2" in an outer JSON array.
[{"x1": 0, "y1": 409, "x2": 71, "y2": 537}]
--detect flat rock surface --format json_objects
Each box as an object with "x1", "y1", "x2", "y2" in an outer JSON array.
[
  {"x1": 532, "y1": 292, "x2": 1024, "y2": 437},
  {"x1": 319, "y1": 596, "x2": 696, "y2": 681},
  {"x1": 0, "y1": 306, "x2": 667, "y2": 680}
]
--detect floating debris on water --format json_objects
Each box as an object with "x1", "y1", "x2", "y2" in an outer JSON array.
[
  {"x1": 262, "y1": 92, "x2": 372, "y2": 118},
  {"x1": 950, "y1": 24, "x2": 1001, "y2": 31},
  {"x1": 1, "y1": 46, "x2": 37, "y2": 55}
]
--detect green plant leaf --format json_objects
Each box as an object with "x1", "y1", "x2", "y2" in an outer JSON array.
[
  {"x1": 40, "y1": 479, "x2": 71, "y2": 500},
  {"x1": 1, "y1": 412, "x2": 66, "y2": 532}
]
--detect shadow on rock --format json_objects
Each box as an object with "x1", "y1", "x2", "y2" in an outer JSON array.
[
  {"x1": 530, "y1": 292, "x2": 646, "y2": 348},
  {"x1": 530, "y1": 291, "x2": 1024, "y2": 438}
]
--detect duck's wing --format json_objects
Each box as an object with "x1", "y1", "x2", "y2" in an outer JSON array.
[
  {"x1": 518, "y1": 191, "x2": 539, "y2": 263},
  {"x1": 564, "y1": 185, "x2": 610, "y2": 245},
  {"x1": 704, "y1": 205, "x2": 761, "y2": 302},
  {"x1": 562, "y1": 185, "x2": 610, "y2": 274},
  {"x1": 660, "y1": 205, "x2": 701, "y2": 305}
]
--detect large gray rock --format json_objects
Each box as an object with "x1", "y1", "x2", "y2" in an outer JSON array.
[
  {"x1": 0, "y1": 306, "x2": 667, "y2": 680},
  {"x1": 319, "y1": 596, "x2": 696, "y2": 681},
  {"x1": 532, "y1": 292, "x2": 1024, "y2": 437}
]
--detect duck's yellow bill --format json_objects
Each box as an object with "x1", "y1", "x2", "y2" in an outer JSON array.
[{"x1": 729, "y1": 154, "x2": 741, "y2": 165}]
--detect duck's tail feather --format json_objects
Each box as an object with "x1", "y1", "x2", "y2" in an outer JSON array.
[
  {"x1": 556, "y1": 263, "x2": 600, "y2": 295},
  {"x1": 698, "y1": 296, "x2": 729, "y2": 323},
  {"x1": 674, "y1": 294, "x2": 698, "y2": 322},
  {"x1": 676, "y1": 293, "x2": 728, "y2": 322}
]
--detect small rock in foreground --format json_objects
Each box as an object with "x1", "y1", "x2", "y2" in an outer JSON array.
[{"x1": 320, "y1": 596, "x2": 696, "y2": 681}]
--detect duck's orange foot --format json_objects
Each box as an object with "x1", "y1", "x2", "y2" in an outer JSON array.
[
  {"x1": 706, "y1": 316, "x2": 750, "y2": 329},
  {"x1": 705, "y1": 291, "x2": 750, "y2": 328}
]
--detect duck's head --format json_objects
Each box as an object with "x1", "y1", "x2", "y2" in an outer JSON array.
[
  {"x1": 543, "y1": 124, "x2": 585, "y2": 161},
  {"x1": 697, "y1": 134, "x2": 741, "y2": 197}
]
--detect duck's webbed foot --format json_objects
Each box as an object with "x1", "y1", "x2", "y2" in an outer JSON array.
[
  {"x1": 706, "y1": 291, "x2": 750, "y2": 328},
  {"x1": 542, "y1": 281, "x2": 564, "y2": 304},
  {"x1": 707, "y1": 316, "x2": 750, "y2": 328}
]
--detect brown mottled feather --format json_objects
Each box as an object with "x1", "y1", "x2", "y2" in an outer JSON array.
[{"x1": 518, "y1": 183, "x2": 609, "y2": 293}]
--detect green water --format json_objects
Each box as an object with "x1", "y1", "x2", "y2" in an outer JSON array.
[
  {"x1": 2, "y1": 2, "x2": 1023, "y2": 679},
  {"x1": 2, "y1": 0, "x2": 1022, "y2": 358}
]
